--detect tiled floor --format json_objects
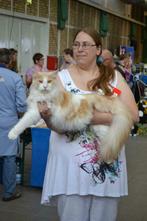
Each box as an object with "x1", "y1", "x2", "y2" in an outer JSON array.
[{"x1": 0, "y1": 136, "x2": 147, "y2": 221}]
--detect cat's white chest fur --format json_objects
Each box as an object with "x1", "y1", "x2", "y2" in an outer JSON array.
[{"x1": 28, "y1": 89, "x2": 49, "y2": 102}]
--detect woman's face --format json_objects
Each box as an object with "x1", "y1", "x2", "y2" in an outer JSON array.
[
  {"x1": 36, "y1": 57, "x2": 45, "y2": 67},
  {"x1": 73, "y1": 31, "x2": 101, "y2": 67},
  {"x1": 63, "y1": 53, "x2": 73, "y2": 63}
]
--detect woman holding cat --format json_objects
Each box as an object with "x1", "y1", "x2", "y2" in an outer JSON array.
[{"x1": 38, "y1": 27, "x2": 139, "y2": 221}]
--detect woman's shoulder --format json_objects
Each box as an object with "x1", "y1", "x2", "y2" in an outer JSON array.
[
  {"x1": 115, "y1": 70, "x2": 133, "y2": 98},
  {"x1": 110, "y1": 70, "x2": 118, "y2": 87}
]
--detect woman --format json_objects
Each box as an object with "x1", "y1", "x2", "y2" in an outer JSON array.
[
  {"x1": 60, "y1": 48, "x2": 76, "y2": 70},
  {"x1": 25, "y1": 53, "x2": 48, "y2": 88},
  {"x1": 39, "y1": 28, "x2": 139, "y2": 221}
]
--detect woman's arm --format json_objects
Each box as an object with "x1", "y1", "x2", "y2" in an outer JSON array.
[
  {"x1": 117, "y1": 72, "x2": 139, "y2": 123},
  {"x1": 91, "y1": 72, "x2": 139, "y2": 126},
  {"x1": 91, "y1": 109, "x2": 112, "y2": 126},
  {"x1": 37, "y1": 101, "x2": 64, "y2": 134}
]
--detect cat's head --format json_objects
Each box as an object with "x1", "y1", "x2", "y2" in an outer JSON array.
[{"x1": 32, "y1": 71, "x2": 57, "y2": 92}]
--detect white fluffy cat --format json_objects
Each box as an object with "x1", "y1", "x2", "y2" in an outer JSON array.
[{"x1": 8, "y1": 71, "x2": 133, "y2": 162}]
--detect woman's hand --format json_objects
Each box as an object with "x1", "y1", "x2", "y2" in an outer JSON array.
[
  {"x1": 37, "y1": 101, "x2": 64, "y2": 134},
  {"x1": 38, "y1": 101, "x2": 52, "y2": 121},
  {"x1": 38, "y1": 101, "x2": 53, "y2": 129},
  {"x1": 91, "y1": 108, "x2": 112, "y2": 125}
]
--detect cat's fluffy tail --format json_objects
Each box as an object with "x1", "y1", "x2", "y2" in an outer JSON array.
[
  {"x1": 92, "y1": 95, "x2": 133, "y2": 163},
  {"x1": 100, "y1": 110, "x2": 132, "y2": 163}
]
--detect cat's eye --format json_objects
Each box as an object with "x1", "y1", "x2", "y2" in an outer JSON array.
[
  {"x1": 39, "y1": 80, "x2": 43, "y2": 83},
  {"x1": 48, "y1": 80, "x2": 51, "y2": 83}
]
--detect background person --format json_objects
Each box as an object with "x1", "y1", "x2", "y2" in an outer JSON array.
[
  {"x1": 59, "y1": 48, "x2": 76, "y2": 70},
  {"x1": 101, "y1": 48, "x2": 126, "y2": 80},
  {"x1": 25, "y1": 52, "x2": 48, "y2": 88},
  {"x1": 119, "y1": 53, "x2": 133, "y2": 86},
  {"x1": 0, "y1": 48, "x2": 27, "y2": 201},
  {"x1": 101, "y1": 49, "x2": 116, "y2": 69},
  {"x1": 8, "y1": 48, "x2": 18, "y2": 72},
  {"x1": 39, "y1": 28, "x2": 138, "y2": 221}
]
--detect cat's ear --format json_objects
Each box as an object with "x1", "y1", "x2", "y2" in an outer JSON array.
[
  {"x1": 48, "y1": 71, "x2": 58, "y2": 79},
  {"x1": 38, "y1": 71, "x2": 57, "y2": 78}
]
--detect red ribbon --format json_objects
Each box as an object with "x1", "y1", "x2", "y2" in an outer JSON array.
[{"x1": 112, "y1": 87, "x2": 121, "y2": 95}]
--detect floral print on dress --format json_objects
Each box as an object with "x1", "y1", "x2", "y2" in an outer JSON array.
[
  {"x1": 65, "y1": 79, "x2": 122, "y2": 185},
  {"x1": 75, "y1": 127, "x2": 121, "y2": 184}
]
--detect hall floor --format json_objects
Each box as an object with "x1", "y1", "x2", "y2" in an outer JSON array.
[{"x1": 0, "y1": 136, "x2": 147, "y2": 221}]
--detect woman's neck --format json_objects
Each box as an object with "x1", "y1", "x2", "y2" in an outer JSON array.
[
  {"x1": 76, "y1": 64, "x2": 99, "y2": 79},
  {"x1": 68, "y1": 64, "x2": 100, "y2": 91}
]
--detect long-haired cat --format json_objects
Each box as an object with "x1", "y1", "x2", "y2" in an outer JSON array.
[{"x1": 8, "y1": 71, "x2": 133, "y2": 162}]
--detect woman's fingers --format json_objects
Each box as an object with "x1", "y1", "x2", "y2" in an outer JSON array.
[
  {"x1": 37, "y1": 101, "x2": 51, "y2": 118},
  {"x1": 37, "y1": 101, "x2": 47, "y2": 110}
]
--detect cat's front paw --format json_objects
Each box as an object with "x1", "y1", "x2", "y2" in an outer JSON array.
[{"x1": 8, "y1": 129, "x2": 18, "y2": 140}]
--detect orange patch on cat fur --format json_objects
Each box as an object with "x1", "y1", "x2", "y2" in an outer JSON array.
[
  {"x1": 58, "y1": 91, "x2": 71, "y2": 107},
  {"x1": 65, "y1": 99, "x2": 90, "y2": 121}
]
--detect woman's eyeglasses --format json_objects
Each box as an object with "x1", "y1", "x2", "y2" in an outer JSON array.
[{"x1": 72, "y1": 42, "x2": 96, "y2": 50}]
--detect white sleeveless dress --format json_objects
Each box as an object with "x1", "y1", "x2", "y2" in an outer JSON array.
[{"x1": 41, "y1": 69, "x2": 128, "y2": 205}]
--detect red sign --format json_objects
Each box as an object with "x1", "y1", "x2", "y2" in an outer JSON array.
[{"x1": 47, "y1": 56, "x2": 58, "y2": 70}]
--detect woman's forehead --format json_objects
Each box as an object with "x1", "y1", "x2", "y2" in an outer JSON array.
[{"x1": 75, "y1": 31, "x2": 94, "y2": 42}]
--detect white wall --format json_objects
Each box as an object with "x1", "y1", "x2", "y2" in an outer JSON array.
[{"x1": 0, "y1": 14, "x2": 49, "y2": 76}]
